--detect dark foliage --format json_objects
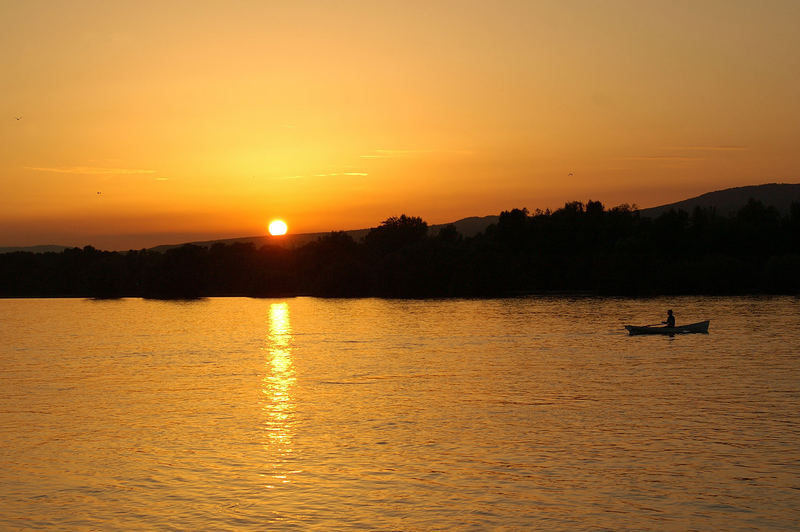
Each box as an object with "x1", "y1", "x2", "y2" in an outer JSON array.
[{"x1": 2, "y1": 199, "x2": 799, "y2": 299}]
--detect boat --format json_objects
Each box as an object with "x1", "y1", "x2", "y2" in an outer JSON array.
[{"x1": 625, "y1": 320, "x2": 710, "y2": 336}]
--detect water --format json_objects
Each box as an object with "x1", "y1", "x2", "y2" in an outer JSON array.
[{"x1": 1, "y1": 296, "x2": 798, "y2": 530}]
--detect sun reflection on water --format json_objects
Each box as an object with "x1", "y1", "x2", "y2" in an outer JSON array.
[{"x1": 262, "y1": 302, "x2": 296, "y2": 486}]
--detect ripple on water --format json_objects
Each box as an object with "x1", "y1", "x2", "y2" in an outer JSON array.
[{"x1": 0, "y1": 296, "x2": 798, "y2": 530}]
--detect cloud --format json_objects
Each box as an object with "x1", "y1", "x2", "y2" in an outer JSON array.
[
  {"x1": 314, "y1": 172, "x2": 368, "y2": 177},
  {"x1": 621, "y1": 145, "x2": 748, "y2": 162},
  {"x1": 375, "y1": 149, "x2": 425, "y2": 156},
  {"x1": 359, "y1": 149, "x2": 473, "y2": 159},
  {"x1": 275, "y1": 172, "x2": 369, "y2": 180},
  {"x1": 621, "y1": 155, "x2": 697, "y2": 161},
  {"x1": 661, "y1": 145, "x2": 748, "y2": 151},
  {"x1": 359, "y1": 151, "x2": 405, "y2": 159},
  {"x1": 26, "y1": 166, "x2": 156, "y2": 175}
]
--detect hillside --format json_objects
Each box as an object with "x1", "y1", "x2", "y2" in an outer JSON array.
[
  {"x1": 4, "y1": 192, "x2": 798, "y2": 298},
  {"x1": 639, "y1": 183, "x2": 800, "y2": 218},
  {"x1": 149, "y1": 182, "x2": 800, "y2": 252},
  {"x1": 147, "y1": 215, "x2": 500, "y2": 253},
  {"x1": 0, "y1": 245, "x2": 70, "y2": 254},
  {"x1": 3, "y1": 183, "x2": 798, "y2": 254}
]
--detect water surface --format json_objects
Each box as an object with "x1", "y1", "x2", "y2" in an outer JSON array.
[{"x1": 1, "y1": 297, "x2": 799, "y2": 530}]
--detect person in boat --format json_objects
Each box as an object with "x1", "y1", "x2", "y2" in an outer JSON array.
[{"x1": 663, "y1": 309, "x2": 675, "y2": 328}]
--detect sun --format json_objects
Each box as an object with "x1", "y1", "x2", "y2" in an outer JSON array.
[{"x1": 268, "y1": 219, "x2": 288, "y2": 236}]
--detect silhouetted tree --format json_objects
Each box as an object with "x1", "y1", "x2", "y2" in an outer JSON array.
[
  {"x1": 2, "y1": 197, "x2": 799, "y2": 298},
  {"x1": 364, "y1": 215, "x2": 428, "y2": 256}
]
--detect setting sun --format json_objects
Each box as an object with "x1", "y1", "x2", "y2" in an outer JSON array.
[{"x1": 268, "y1": 220, "x2": 288, "y2": 236}]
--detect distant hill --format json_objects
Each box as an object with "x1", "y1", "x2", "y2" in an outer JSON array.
[
  {"x1": 0, "y1": 244, "x2": 70, "y2": 254},
  {"x1": 0, "y1": 216, "x2": 500, "y2": 255},
  {"x1": 446, "y1": 215, "x2": 499, "y2": 237},
  {"x1": 638, "y1": 183, "x2": 800, "y2": 218},
  {"x1": 148, "y1": 215, "x2": 501, "y2": 253},
  {"x1": 147, "y1": 228, "x2": 373, "y2": 253},
  {"x1": 5, "y1": 183, "x2": 798, "y2": 254},
  {"x1": 151, "y1": 184, "x2": 800, "y2": 252}
]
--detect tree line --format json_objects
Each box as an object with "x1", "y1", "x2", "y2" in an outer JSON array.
[{"x1": 1, "y1": 200, "x2": 799, "y2": 299}]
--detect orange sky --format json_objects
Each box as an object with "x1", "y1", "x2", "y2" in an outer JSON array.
[{"x1": 2, "y1": 0, "x2": 799, "y2": 250}]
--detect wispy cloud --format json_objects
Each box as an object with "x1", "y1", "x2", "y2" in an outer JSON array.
[
  {"x1": 314, "y1": 172, "x2": 369, "y2": 177},
  {"x1": 276, "y1": 172, "x2": 369, "y2": 180},
  {"x1": 660, "y1": 145, "x2": 748, "y2": 151},
  {"x1": 26, "y1": 166, "x2": 156, "y2": 175},
  {"x1": 622, "y1": 155, "x2": 697, "y2": 161},
  {"x1": 359, "y1": 150, "x2": 409, "y2": 159},
  {"x1": 621, "y1": 145, "x2": 748, "y2": 162},
  {"x1": 375, "y1": 149, "x2": 427, "y2": 156},
  {"x1": 359, "y1": 149, "x2": 472, "y2": 159}
]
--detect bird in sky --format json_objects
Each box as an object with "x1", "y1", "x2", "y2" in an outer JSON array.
[
  {"x1": 568, "y1": 172, "x2": 574, "y2": 176},
  {"x1": 14, "y1": 116, "x2": 22, "y2": 120}
]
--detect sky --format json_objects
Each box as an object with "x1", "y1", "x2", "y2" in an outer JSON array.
[{"x1": 2, "y1": 0, "x2": 799, "y2": 250}]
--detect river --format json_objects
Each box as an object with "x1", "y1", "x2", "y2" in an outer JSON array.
[{"x1": 1, "y1": 296, "x2": 798, "y2": 530}]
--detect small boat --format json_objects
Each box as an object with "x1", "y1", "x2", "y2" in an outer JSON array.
[{"x1": 625, "y1": 320, "x2": 710, "y2": 336}]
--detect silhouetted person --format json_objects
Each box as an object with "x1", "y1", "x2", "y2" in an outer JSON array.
[{"x1": 663, "y1": 309, "x2": 675, "y2": 328}]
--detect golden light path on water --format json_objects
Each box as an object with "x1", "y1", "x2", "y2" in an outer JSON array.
[
  {"x1": 263, "y1": 302, "x2": 296, "y2": 488},
  {"x1": 1, "y1": 297, "x2": 799, "y2": 529}
]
